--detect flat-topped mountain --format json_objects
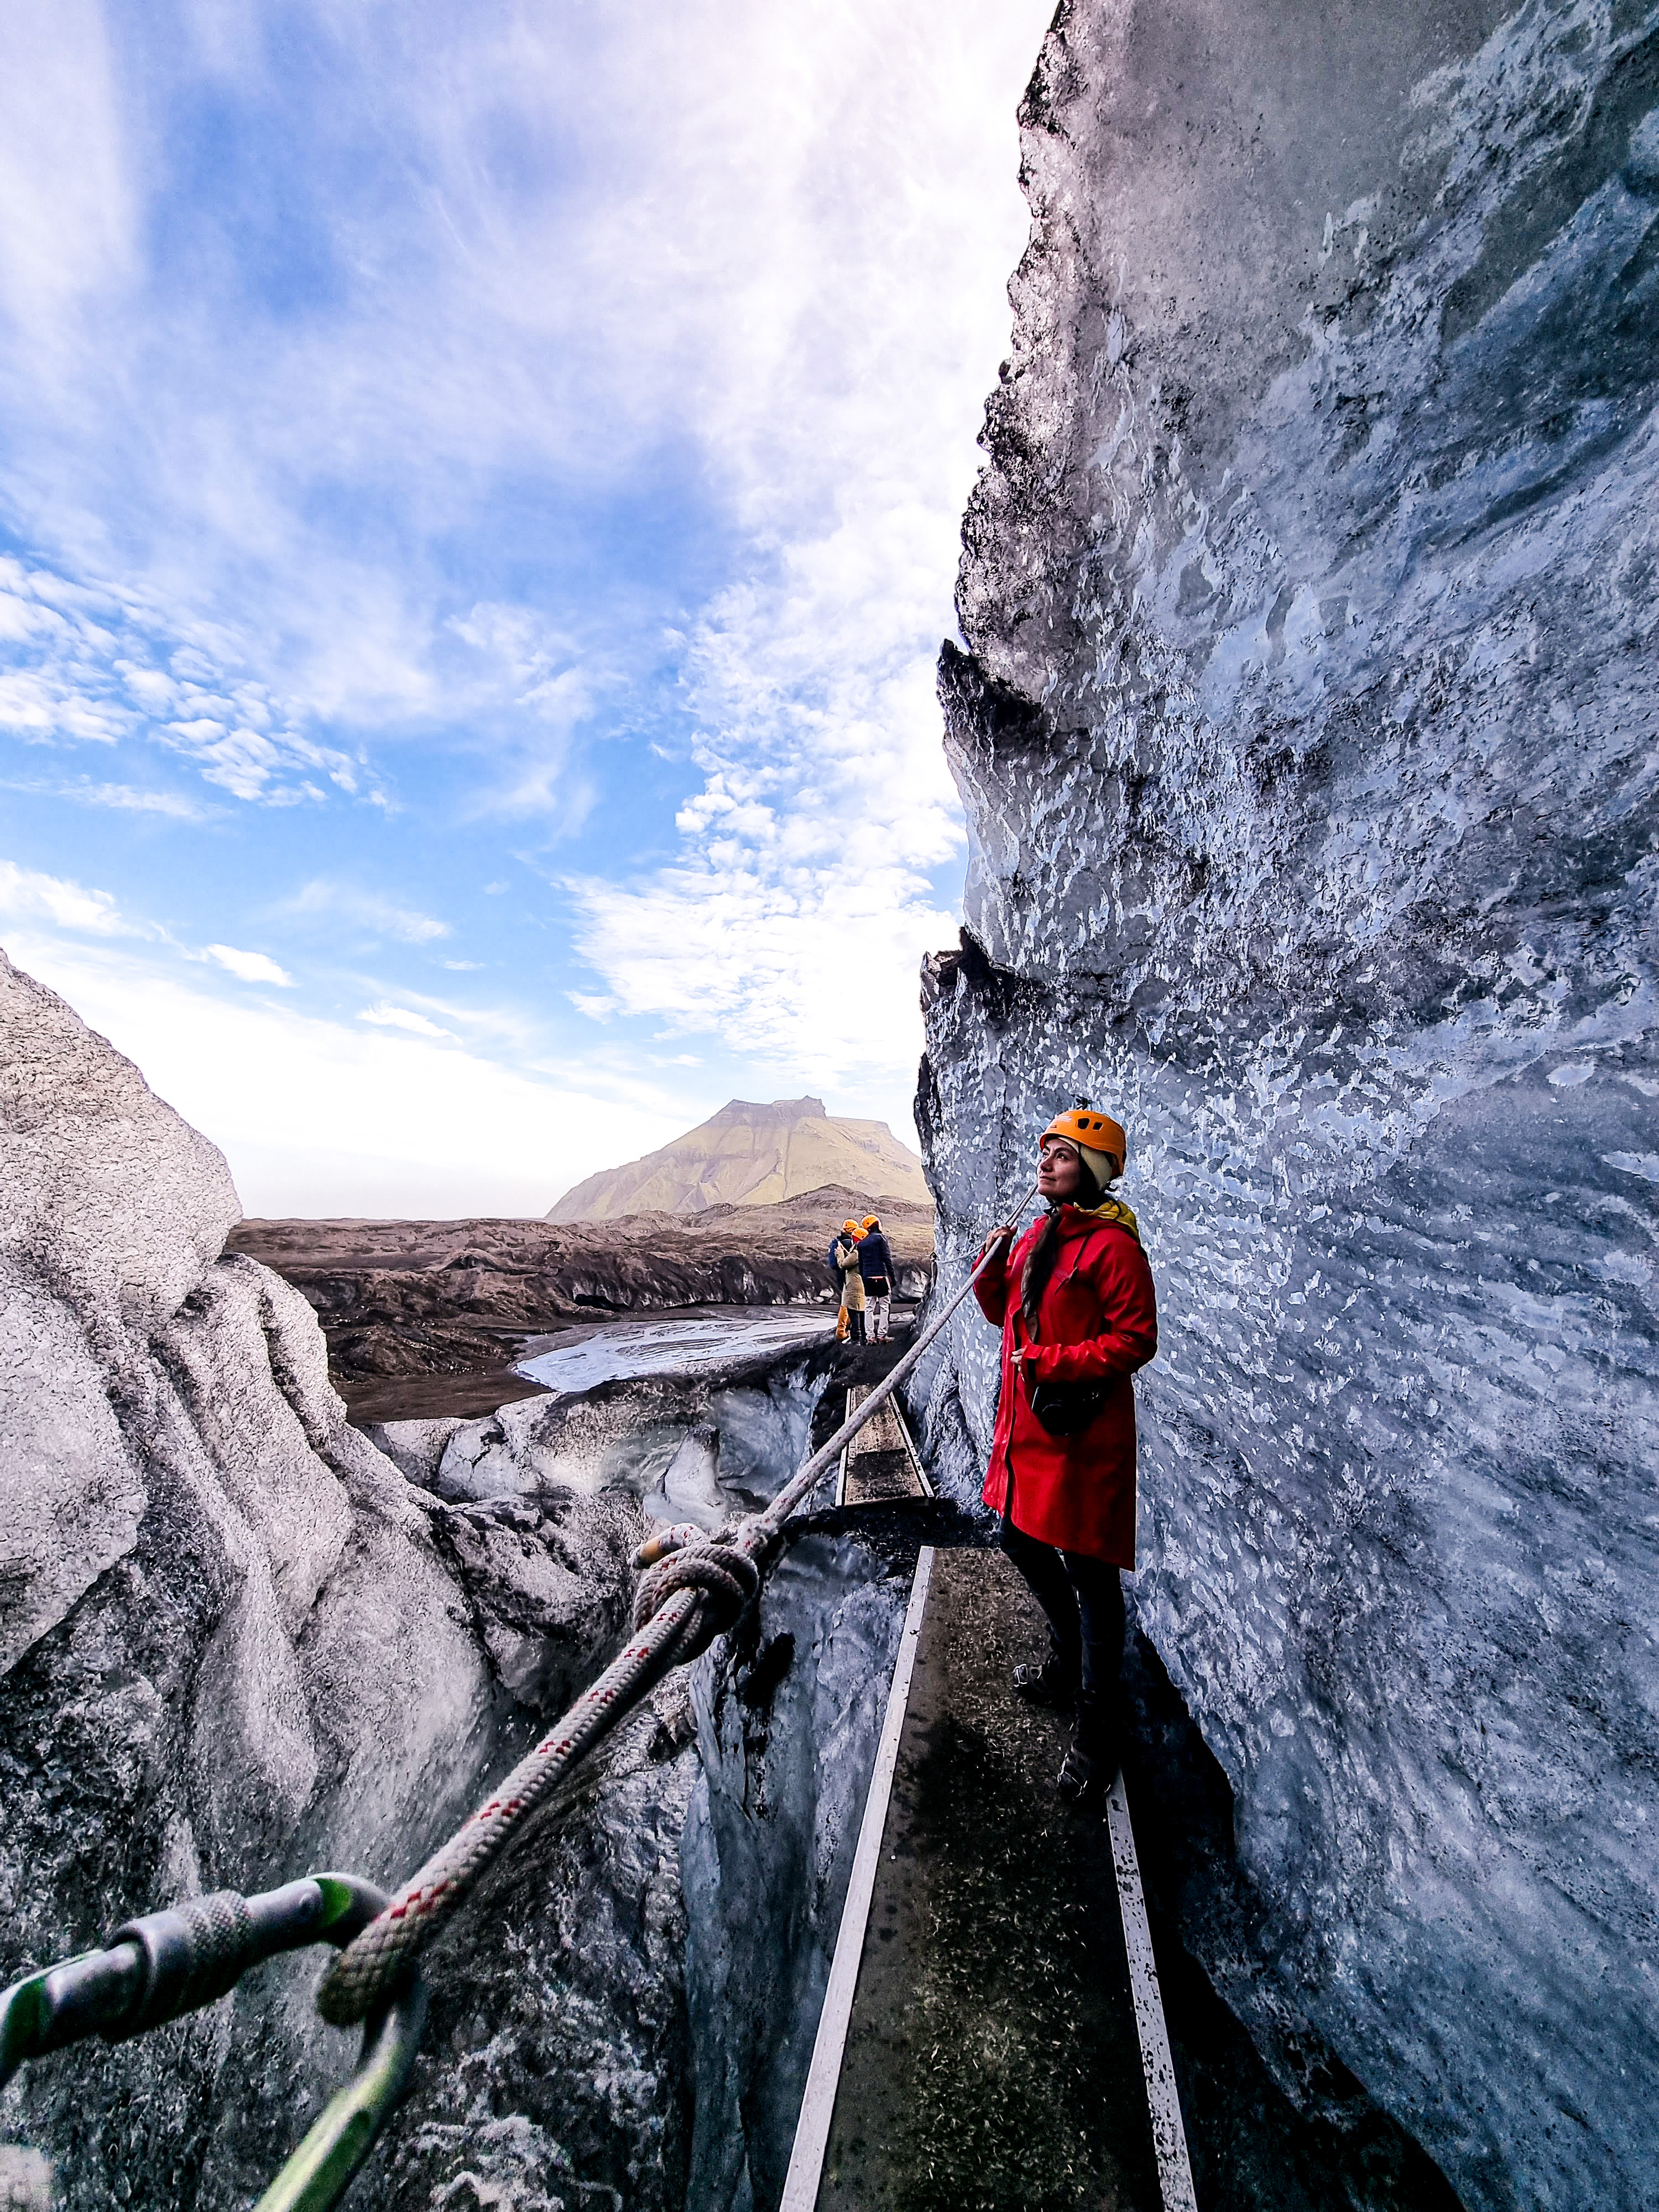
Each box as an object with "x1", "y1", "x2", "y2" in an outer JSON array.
[{"x1": 548, "y1": 1094, "x2": 930, "y2": 1223}]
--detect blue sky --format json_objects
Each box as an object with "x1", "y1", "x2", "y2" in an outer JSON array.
[{"x1": 0, "y1": 0, "x2": 1051, "y2": 1216}]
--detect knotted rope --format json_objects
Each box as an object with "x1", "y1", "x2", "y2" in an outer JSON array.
[
  {"x1": 632, "y1": 1538, "x2": 760, "y2": 1651},
  {"x1": 317, "y1": 1183, "x2": 1037, "y2": 2030}
]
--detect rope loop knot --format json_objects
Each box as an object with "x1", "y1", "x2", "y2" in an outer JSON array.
[{"x1": 632, "y1": 1532, "x2": 759, "y2": 1660}]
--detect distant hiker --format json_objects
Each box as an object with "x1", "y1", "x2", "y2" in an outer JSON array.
[
  {"x1": 856, "y1": 1214, "x2": 894, "y2": 1343},
  {"x1": 836, "y1": 1217, "x2": 868, "y2": 1346},
  {"x1": 975, "y1": 1107, "x2": 1157, "y2": 1807}
]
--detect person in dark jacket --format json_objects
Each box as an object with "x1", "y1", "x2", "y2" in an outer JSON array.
[
  {"x1": 856, "y1": 1214, "x2": 894, "y2": 1342},
  {"x1": 975, "y1": 1105, "x2": 1157, "y2": 1805}
]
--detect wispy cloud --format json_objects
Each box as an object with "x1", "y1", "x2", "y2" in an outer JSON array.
[
  {"x1": 0, "y1": 2, "x2": 134, "y2": 338},
  {"x1": 0, "y1": 557, "x2": 372, "y2": 805},
  {"x1": 0, "y1": 773, "x2": 213, "y2": 818},
  {"x1": 565, "y1": 520, "x2": 975, "y2": 1094},
  {"x1": 359, "y1": 1002, "x2": 453, "y2": 1039},
  {"x1": 572, "y1": 859, "x2": 957, "y2": 1095},
  {"x1": 205, "y1": 943, "x2": 293, "y2": 987},
  {"x1": 0, "y1": 858, "x2": 140, "y2": 937},
  {"x1": 280, "y1": 880, "x2": 450, "y2": 943},
  {"x1": 532, "y1": 7, "x2": 1041, "y2": 1097}
]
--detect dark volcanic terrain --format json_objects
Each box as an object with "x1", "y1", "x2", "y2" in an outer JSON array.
[{"x1": 229, "y1": 1182, "x2": 935, "y2": 1422}]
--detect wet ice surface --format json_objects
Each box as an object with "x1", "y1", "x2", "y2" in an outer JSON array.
[
  {"x1": 515, "y1": 1303, "x2": 833, "y2": 1393},
  {"x1": 683, "y1": 1530, "x2": 911, "y2": 2211}
]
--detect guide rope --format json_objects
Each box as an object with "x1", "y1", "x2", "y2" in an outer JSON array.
[{"x1": 1, "y1": 1183, "x2": 1035, "y2": 2210}]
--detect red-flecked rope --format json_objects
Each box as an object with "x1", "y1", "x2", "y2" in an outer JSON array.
[
  {"x1": 316, "y1": 1183, "x2": 1037, "y2": 2029},
  {"x1": 632, "y1": 1540, "x2": 759, "y2": 1631}
]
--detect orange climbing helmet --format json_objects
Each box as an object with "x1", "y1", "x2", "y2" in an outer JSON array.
[
  {"x1": 1039, "y1": 1105, "x2": 1126, "y2": 1179},
  {"x1": 861, "y1": 1214, "x2": 880, "y2": 1230},
  {"x1": 842, "y1": 1218, "x2": 860, "y2": 1234}
]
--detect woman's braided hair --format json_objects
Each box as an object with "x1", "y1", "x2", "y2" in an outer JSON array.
[{"x1": 1020, "y1": 1146, "x2": 1111, "y2": 1331}]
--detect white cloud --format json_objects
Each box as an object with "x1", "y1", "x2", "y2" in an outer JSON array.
[
  {"x1": 0, "y1": 4, "x2": 1046, "y2": 763},
  {"x1": 0, "y1": 2, "x2": 134, "y2": 333},
  {"x1": 0, "y1": 858, "x2": 137, "y2": 937},
  {"x1": 442, "y1": 958, "x2": 485, "y2": 971},
  {"x1": 565, "y1": 517, "x2": 973, "y2": 1097},
  {"x1": 205, "y1": 943, "x2": 293, "y2": 987},
  {"x1": 282, "y1": 879, "x2": 450, "y2": 943},
  {"x1": 0, "y1": 778, "x2": 213, "y2": 818},
  {"x1": 0, "y1": 557, "x2": 371, "y2": 805},
  {"x1": 0, "y1": 2, "x2": 1048, "y2": 1178},
  {"x1": 572, "y1": 858, "x2": 956, "y2": 1099},
  {"x1": 528, "y1": 2, "x2": 1044, "y2": 1092},
  {"x1": 359, "y1": 1002, "x2": 453, "y2": 1039},
  {"x1": 6, "y1": 936, "x2": 688, "y2": 1218}
]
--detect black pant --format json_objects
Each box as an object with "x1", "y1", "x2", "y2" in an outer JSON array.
[
  {"x1": 847, "y1": 1307, "x2": 867, "y2": 1344},
  {"x1": 999, "y1": 1519, "x2": 1124, "y2": 1702}
]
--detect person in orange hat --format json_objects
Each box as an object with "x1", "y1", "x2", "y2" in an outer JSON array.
[
  {"x1": 834, "y1": 1217, "x2": 867, "y2": 1346},
  {"x1": 974, "y1": 1104, "x2": 1157, "y2": 1806}
]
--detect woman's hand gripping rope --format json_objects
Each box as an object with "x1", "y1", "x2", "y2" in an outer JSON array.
[{"x1": 315, "y1": 1179, "x2": 1039, "y2": 2032}]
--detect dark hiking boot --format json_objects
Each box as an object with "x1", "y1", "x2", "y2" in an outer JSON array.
[
  {"x1": 1057, "y1": 1692, "x2": 1120, "y2": 1806},
  {"x1": 1011, "y1": 1653, "x2": 1079, "y2": 1710},
  {"x1": 1056, "y1": 1745, "x2": 1114, "y2": 1807}
]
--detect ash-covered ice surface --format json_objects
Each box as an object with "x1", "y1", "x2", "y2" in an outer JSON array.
[
  {"x1": 0, "y1": 946, "x2": 907, "y2": 2211},
  {"x1": 911, "y1": 2, "x2": 1659, "y2": 2207},
  {"x1": 514, "y1": 1311, "x2": 834, "y2": 1397}
]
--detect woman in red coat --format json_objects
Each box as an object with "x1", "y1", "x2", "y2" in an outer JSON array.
[{"x1": 976, "y1": 1106, "x2": 1158, "y2": 1803}]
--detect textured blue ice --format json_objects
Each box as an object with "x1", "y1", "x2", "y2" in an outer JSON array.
[{"x1": 910, "y1": 2, "x2": 1659, "y2": 2205}]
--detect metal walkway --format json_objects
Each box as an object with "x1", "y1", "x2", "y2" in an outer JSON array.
[
  {"x1": 782, "y1": 1543, "x2": 1197, "y2": 2212},
  {"x1": 835, "y1": 1382, "x2": 934, "y2": 1506}
]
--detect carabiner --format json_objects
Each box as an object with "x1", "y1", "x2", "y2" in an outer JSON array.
[{"x1": 0, "y1": 1871, "x2": 426, "y2": 2212}]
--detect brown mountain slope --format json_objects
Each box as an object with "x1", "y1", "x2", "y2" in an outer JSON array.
[
  {"x1": 230, "y1": 1183, "x2": 936, "y2": 1421},
  {"x1": 548, "y1": 1095, "x2": 930, "y2": 1223}
]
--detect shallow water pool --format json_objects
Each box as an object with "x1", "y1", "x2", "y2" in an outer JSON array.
[{"x1": 513, "y1": 1305, "x2": 834, "y2": 1394}]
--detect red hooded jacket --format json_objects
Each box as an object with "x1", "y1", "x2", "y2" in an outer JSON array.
[{"x1": 973, "y1": 1204, "x2": 1158, "y2": 1568}]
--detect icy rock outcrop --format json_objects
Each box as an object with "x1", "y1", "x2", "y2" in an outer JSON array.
[
  {"x1": 390, "y1": 1351, "x2": 834, "y2": 1511},
  {"x1": 1, "y1": 946, "x2": 903, "y2": 2209},
  {"x1": 379, "y1": 1353, "x2": 916, "y2": 2210},
  {"x1": 917, "y1": 4, "x2": 1659, "y2": 2208},
  {"x1": 0, "y1": 951, "x2": 672, "y2": 2206}
]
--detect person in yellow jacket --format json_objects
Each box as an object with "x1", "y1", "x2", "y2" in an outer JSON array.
[{"x1": 836, "y1": 1217, "x2": 867, "y2": 1346}]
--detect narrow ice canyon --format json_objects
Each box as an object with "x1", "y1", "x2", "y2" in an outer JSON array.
[{"x1": 1, "y1": 1, "x2": 1656, "y2": 2208}]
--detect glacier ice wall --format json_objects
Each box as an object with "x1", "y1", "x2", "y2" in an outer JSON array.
[
  {"x1": 0, "y1": 947, "x2": 896, "y2": 2212},
  {"x1": 0, "y1": 946, "x2": 674, "y2": 2207},
  {"x1": 916, "y1": 3, "x2": 1659, "y2": 2206}
]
